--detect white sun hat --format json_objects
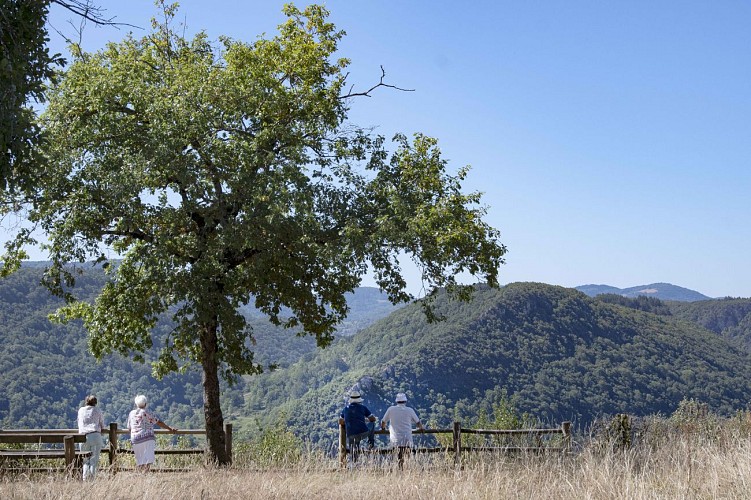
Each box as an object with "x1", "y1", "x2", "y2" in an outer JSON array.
[{"x1": 349, "y1": 391, "x2": 364, "y2": 403}]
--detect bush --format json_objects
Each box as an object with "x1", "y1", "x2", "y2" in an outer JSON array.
[{"x1": 236, "y1": 416, "x2": 303, "y2": 468}]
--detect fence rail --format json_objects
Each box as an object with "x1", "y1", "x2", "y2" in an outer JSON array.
[
  {"x1": 338, "y1": 420, "x2": 571, "y2": 467},
  {"x1": 0, "y1": 423, "x2": 232, "y2": 475},
  {"x1": 0, "y1": 431, "x2": 89, "y2": 475},
  {"x1": 107, "y1": 422, "x2": 232, "y2": 471}
]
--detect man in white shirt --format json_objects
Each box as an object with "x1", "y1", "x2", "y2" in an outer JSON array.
[{"x1": 381, "y1": 392, "x2": 423, "y2": 467}]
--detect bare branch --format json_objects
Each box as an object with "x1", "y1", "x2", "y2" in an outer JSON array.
[
  {"x1": 51, "y1": 0, "x2": 142, "y2": 29},
  {"x1": 47, "y1": 0, "x2": 142, "y2": 58},
  {"x1": 339, "y1": 66, "x2": 414, "y2": 99}
]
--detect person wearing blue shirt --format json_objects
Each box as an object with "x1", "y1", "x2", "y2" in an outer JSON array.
[{"x1": 338, "y1": 390, "x2": 376, "y2": 462}]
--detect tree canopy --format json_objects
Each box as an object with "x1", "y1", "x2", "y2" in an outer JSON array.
[{"x1": 3, "y1": 3, "x2": 506, "y2": 463}]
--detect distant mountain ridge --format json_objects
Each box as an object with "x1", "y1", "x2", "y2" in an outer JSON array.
[{"x1": 576, "y1": 282, "x2": 711, "y2": 302}]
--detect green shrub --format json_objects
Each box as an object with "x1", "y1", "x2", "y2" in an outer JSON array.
[{"x1": 238, "y1": 416, "x2": 303, "y2": 468}]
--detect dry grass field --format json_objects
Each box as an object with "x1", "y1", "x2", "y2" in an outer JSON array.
[
  {"x1": 3, "y1": 405, "x2": 751, "y2": 499},
  {"x1": 3, "y1": 434, "x2": 751, "y2": 500}
]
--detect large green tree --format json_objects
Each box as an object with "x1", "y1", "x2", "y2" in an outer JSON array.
[{"x1": 7, "y1": 3, "x2": 506, "y2": 463}]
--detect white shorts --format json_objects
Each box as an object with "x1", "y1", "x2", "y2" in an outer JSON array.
[{"x1": 133, "y1": 439, "x2": 156, "y2": 466}]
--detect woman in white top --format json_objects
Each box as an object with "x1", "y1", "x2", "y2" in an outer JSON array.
[{"x1": 77, "y1": 395, "x2": 105, "y2": 480}]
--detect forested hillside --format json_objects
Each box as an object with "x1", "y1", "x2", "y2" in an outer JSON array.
[
  {"x1": 5, "y1": 265, "x2": 751, "y2": 443},
  {"x1": 246, "y1": 287, "x2": 402, "y2": 367},
  {"x1": 242, "y1": 283, "x2": 751, "y2": 445},
  {"x1": 0, "y1": 266, "x2": 208, "y2": 429},
  {"x1": 0, "y1": 265, "x2": 397, "y2": 429},
  {"x1": 667, "y1": 298, "x2": 751, "y2": 349},
  {"x1": 593, "y1": 294, "x2": 751, "y2": 349}
]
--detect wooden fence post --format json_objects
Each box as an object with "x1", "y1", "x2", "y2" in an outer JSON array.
[
  {"x1": 109, "y1": 422, "x2": 118, "y2": 470},
  {"x1": 562, "y1": 421, "x2": 572, "y2": 452},
  {"x1": 338, "y1": 421, "x2": 347, "y2": 468},
  {"x1": 224, "y1": 423, "x2": 233, "y2": 465},
  {"x1": 453, "y1": 421, "x2": 462, "y2": 467},
  {"x1": 64, "y1": 435, "x2": 76, "y2": 477}
]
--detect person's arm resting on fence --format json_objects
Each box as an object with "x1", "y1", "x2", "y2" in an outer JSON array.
[{"x1": 157, "y1": 420, "x2": 178, "y2": 433}]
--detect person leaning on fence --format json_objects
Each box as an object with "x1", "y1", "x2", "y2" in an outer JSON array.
[
  {"x1": 338, "y1": 390, "x2": 376, "y2": 462},
  {"x1": 381, "y1": 392, "x2": 423, "y2": 468},
  {"x1": 127, "y1": 394, "x2": 178, "y2": 472},
  {"x1": 77, "y1": 395, "x2": 106, "y2": 480}
]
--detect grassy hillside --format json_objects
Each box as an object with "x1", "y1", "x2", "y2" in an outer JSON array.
[{"x1": 242, "y1": 283, "x2": 751, "y2": 444}]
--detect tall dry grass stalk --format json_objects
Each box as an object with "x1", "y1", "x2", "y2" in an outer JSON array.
[{"x1": 2, "y1": 434, "x2": 751, "y2": 499}]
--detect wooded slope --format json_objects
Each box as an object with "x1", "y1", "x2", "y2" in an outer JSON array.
[{"x1": 242, "y1": 283, "x2": 751, "y2": 444}]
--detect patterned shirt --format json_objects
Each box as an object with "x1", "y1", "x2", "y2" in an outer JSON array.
[{"x1": 128, "y1": 408, "x2": 161, "y2": 444}]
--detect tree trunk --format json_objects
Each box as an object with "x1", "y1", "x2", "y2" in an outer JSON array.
[{"x1": 200, "y1": 319, "x2": 229, "y2": 465}]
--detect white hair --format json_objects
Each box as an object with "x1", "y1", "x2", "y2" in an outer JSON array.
[{"x1": 134, "y1": 395, "x2": 148, "y2": 408}]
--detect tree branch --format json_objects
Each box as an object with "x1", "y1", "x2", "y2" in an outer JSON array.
[
  {"x1": 101, "y1": 228, "x2": 153, "y2": 243},
  {"x1": 339, "y1": 66, "x2": 414, "y2": 99},
  {"x1": 51, "y1": 0, "x2": 141, "y2": 29}
]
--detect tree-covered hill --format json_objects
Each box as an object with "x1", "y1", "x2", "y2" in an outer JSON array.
[
  {"x1": 5, "y1": 265, "x2": 751, "y2": 443},
  {"x1": 592, "y1": 293, "x2": 751, "y2": 350},
  {"x1": 0, "y1": 265, "x2": 398, "y2": 429},
  {"x1": 242, "y1": 283, "x2": 751, "y2": 445},
  {"x1": 0, "y1": 265, "x2": 207, "y2": 429},
  {"x1": 667, "y1": 297, "x2": 751, "y2": 349},
  {"x1": 245, "y1": 287, "x2": 402, "y2": 368}
]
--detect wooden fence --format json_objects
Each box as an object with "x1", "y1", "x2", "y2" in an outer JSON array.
[
  {"x1": 0, "y1": 431, "x2": 88, "y2": 476},
  {"x1": 3, "y1": 420, "x2": 569, "y2": 473},
  {"x1": 338, "y1": 421, "x2": 571, "y2": 467},
  {"x1": 0, "y1": 423, "x2": 232, "y2": 474},
  {"x1": 106, "y1": 422, "x2": 233, "y2": 472}
]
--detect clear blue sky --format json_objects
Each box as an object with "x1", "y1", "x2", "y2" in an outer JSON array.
[{"x1": 17, "y1": 0, "x2": 751, "y2": 298}]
